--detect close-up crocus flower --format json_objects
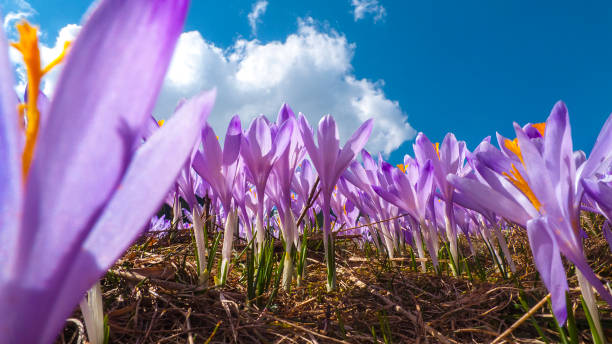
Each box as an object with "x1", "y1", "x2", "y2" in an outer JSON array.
[
  {"x1": 448, "y1": 102, "x2": 612, "y2": 331},
  {"x1": 0, "y1": 0, "x2": 220, "y2": 342},
  {"x1": 298, "y1": 114, "x2": 373, "y2": 291}
]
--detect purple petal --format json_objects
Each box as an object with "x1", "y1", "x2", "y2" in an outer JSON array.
[
  {"x1": 543, "y1": 101, "x2": 573, "y2": 188},
  {"x1": 270, "y1": 116, "x2": 294, "y2": 162},
  {"x1": 249, "y1": 116, "x2": 272, "y2": 157},
  {"x1": 41, "y1": 90, "x2": 215, "y2": 343},
  {"x1": 527, "y1": 217, "x2": 568, "y2": 323},
  {"x1": 582, "y1": 179, "x2": 612, "y2": 219},
  {"x1": 362, "y1": 149, "x2": 377, "y2": 171},
  {"x1": 415, "y1": 160, "x2": 434, "y2": 212},
  {"x1": 277, "y1": 103, "x2": 294, "y2": 124},
  {"x1": 202, "y1": 125, "x2": 223, "y2": 168},
  {"x1": 0, "y1": 23, "x2": 21, "y2": 283},
  {"x1": 317, "y1": 115, "x2": 340, "y2": 187},
  {"x1": 336, "y1": 119, "x2": 374, "y2": 181},
  {"x1": 223, "y1": 115, "x2": 242, "y2": 166},
  {"x1": 579, "y1": 111, "x2": 612, "y2": 180},
  {"x1": 414, "y1": 132, "x2": 444, "y2": 192},
  {"x1": 447, "y1": 174, "x2": 531, "y2": 225},
  {"x1": 17, "y1": 0, "x2": 188, "y2": 288},
  {"x1": 514, "y1": 122, "x2": 556, "y2": 213},
  {"x1": 474, "y1": 141, "x2": 514, "y2": 174},
  {"x1": 298, "y1": 114, "x2": 322, "y2": 178},
  {"x1": 440, "y1": 132, "x2": 459, "y2": 174}
]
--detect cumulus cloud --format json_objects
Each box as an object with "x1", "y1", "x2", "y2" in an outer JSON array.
[
  {"x1": 2, "y1": 0, "x2": 37, "y2": 38},
  {"x1": 155, "y1": 18, "x2": 414, "y2": 155},
  {"x1": 247, "y1": 0, "x2": 268, "y2": 35},
  {"x1": 351, "y1": 0, "x2": 386, "y2": 22},
  {"x1": 9, "y1": 16, "x2": 414, "y2": 155}
]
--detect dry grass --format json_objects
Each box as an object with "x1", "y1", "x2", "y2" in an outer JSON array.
[{"x1": 56, "y1": 215, "x2": 612, "y2": 343}]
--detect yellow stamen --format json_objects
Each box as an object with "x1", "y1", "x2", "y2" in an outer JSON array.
[
  {"x1": 532, "y1": 122, "x2": 546, "y2": 137},
  {"x1": 343, "y1": 203, "x2": 347, "y2": 216},
  {"x1": 157, "y1": 119, "x2": 165, "y2": 127},
  {"x1": 502, "y1": 163, "x2": 541, "y2": 211},
  {"x1": 504, "y1": 138, "x2": 524, "y2": 165},
  {"x1": 41, "y1": 41, "x2": 71, "y2": 75},
  {"x1": 12, "y1": 21, "x2": 70, "y2": 179},
  {"x1": 397, "y1": 164, "x2": 405, "y2": 173},
  {"x1": 433, "y1": 142, "x2": 440, "y2": 159}
]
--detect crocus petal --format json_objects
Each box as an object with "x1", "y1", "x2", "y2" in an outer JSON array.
[
  {"x1": 223, "y1": 115, "x2": 242, "y2": 166},
  {"x1": 415, "y1": 160, "x2": 434, "y2": 212},
  {"x1": 250, "y1": 116, "x2": 272, "y2": 157},
  {"x1": 474, "y1": 142, "x2": 514, "y2": 174},
  {"x1": 0, "y1": 23, "x2": 20, "y2": 283},
  {"x1": 514, "y1": 123, "x2": 556, "y2": 213},
  {"x1": 414, "y1": 133, "x2": 444, "y2": 191},
  {"x1": 578, "y1": 111, "x2": 612, "y2": 180},
  {"x1": 526, "y1": 217, "x2": 568, "y2": 324},
  {"x1": 202, "y1": 125, "x2": 223, "y2": 168},
  {"x1": 277, "y1": 103, "x2": 294, "y2": 124},
  {"x1": 447, "y1": 174, "x2": 531, "y2": 225},
  {"x1": 582, "y1": 179, "x2": 612, "y2": 220},
  {"x1": 317, "y1": 115, "x2": 340, "y2": 188},
  {"x1": 270, "y1": 116, "x2": 294, "y2": 162},
  {"x1": 440, "y1": 132, "x2": 459, "y2": 176},
  {"x1": 298, "y1": 114, "x2": 322, "y2": 175},
  {"x1": 41, "y1": 90, "x2": 215, "y2": 343},
  {"x1": 18, "y1": 0, "x2": 189, "y2": 287},
  {"x1": 543, "y1": 101, "x2": 574, "y2": 191},
  {"x1": 335, "y1": 119, "x2": 374, "y2": 183}
]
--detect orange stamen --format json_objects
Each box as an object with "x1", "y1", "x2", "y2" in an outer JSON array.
[
  {"x1": 504, "y1": 138, "x2": 524, "y2": 165},
  {"x1": 12, "y1": 21, "x2": 71, "y2": 179},
  {"x1": 532, "y1": 122, "x2": 546, "y2": 137},
  {"x1": 433, "y1": 142, "x2": 440, "y2": 159},
  {"x1": 502, "y1": 163, "x2": 541, "y2": 211}
]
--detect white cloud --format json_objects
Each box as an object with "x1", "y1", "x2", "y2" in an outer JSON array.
[
  {"x1": 10, "y1": 17, "x2": 414, "y2": 155},
  {"x1": 351, "y1": 0, "x2": 386, "y2": 22},
  {"x1": 155, "y1": 18, "x2": 415, "y2": 155},
  {"x1": 2, "y1": 0, "x2": 37, "y2": 38},
  {"x1": 247, "y1": 0, "x2": 268, "y2": 35}
]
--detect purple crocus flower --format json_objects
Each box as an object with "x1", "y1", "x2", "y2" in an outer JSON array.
[
  {"x1": 0, "y1": 1, "x2": 216, "y2": 342},
  {"x1": 373, "y1": 158, "x2": 437, "y2": 271},
  {"x1": 414, "y1": 132, "x2": 468, "y2": 274},
  {"x1": 267, "y1": 105, "x2": 304, "y2": 290},
  {"x1": 194, "y1": 115, "x2": 242, "y2": 212},
  {"x1": 192, "y1": 115, "x2": 242, "y2": 284},
  {"x1": 240, "y1": 114, "x2": 294, "y2": 253},
  {"x1": 342, "y1": 151, "x2": 400, "y2": 257},
  {"x1": 298, "y1": 114, "x2": 373, "y2": 291},
  {"x1": 448, "y1": 102, "x2": 612, "y2": 326}
]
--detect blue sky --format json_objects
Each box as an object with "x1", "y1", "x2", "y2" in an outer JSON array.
[{"x1": 4, "y1": 0, "x2": 612, "y2": 164}]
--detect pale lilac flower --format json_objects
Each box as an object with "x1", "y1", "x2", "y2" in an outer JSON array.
[
  {"x1": 0, "y1": 1, "x2": 217, "y2": 342},
  {"x1": 298, "y1": 114, "x2": 373, "y2": 291}
]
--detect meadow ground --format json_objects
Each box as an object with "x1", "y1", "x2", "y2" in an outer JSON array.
[{"x1": 57, "y1": 214, "x2": 612, "y2": 344}]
